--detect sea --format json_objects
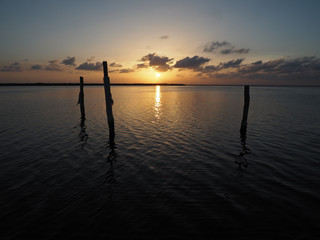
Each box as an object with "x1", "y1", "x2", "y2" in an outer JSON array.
[{"x1": 0, "y1": 85, "x2": 319, "y2": 239}]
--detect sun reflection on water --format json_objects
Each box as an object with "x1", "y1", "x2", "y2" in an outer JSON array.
[{"x1": 154, "y1": 85, "x2": 162, "y2": 119}]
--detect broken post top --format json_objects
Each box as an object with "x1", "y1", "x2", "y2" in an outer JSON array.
[{"x1": 103, "y1": 61, "x2": 109, "y2": 78}]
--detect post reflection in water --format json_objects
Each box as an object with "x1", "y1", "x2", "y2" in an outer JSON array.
[
  {"x1": 236, "y1": 86, "x2": 250, "y2": 169},
  {"x1": 105, "y1": 145, "x2": 117, "y2": 199},
  {"x1": 77, "y1": 119, "x2": 89, "y2": 163},
  {"x1": 79, "y1": 119, "x2": 88, "y2": 149},
  {"x1": 236, "y1": 127, "x2": 250, "y2": 169},
  {"x1": 153, "y1": 85, "x2": 162, "y2": 119}
]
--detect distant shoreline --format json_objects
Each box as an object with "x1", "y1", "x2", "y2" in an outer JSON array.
[
  {"x1": 0, "y1": 83, "x2": 185, "y2": 86},
  {"x1": 0, "y1": 83, "x2": 319, "y2": 87}
]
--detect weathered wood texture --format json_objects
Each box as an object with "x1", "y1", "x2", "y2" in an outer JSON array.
[
  {"x1": 240, "y1": 85, "x2": 250, "y2": 133},
  {"x1": 78, "y1": 76, "x2": 85, "y2": 120},
  {"x1": 103, "y1": 61, "x2": 115, "y2": 146}
]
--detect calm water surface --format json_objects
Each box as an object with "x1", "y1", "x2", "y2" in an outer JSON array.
[{"x1": 0, "y1": 86, "x2": 319, "y2": 239}]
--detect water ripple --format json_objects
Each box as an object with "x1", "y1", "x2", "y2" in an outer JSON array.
[{"x1": 0, "y1": 86, "x2": 319, "y2": 239}]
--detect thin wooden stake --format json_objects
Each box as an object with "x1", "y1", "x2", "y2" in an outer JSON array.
[
  {"x1": 238, "y1": 85, "x2": 250, "y2": 167},
  {"x1": 240, "y1": 85, "x2": 250, "y2": 133},
  {"x1": 78, "y1": 76, "x2": 85, "y2": 120},
  {"x1": 103, "y1": 61, "x2": 115, "y2": 146}
]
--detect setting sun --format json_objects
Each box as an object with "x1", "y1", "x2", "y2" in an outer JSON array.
[{"x1": 156, "y1": 73, "x2": 160, "y2": 78}]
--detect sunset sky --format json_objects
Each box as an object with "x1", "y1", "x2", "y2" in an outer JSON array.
[{"x1": 1, "y1": 0, "x2": 320, "y2": 85}]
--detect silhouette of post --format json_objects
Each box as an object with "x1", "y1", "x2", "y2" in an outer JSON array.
[
  {"x1": 103, "y1": 61, "x2": 115, "y2": 146},
  {"x1": 240, "y1": 85, "x2": 250, "y2": 134},
  {"x1": 78, "y1": 76, "x2": 85, "y2": 120},
  {"x1": 237, "y1": 85, "x2": 250, "y2": 168}
]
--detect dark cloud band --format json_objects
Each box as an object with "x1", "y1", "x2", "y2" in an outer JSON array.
[
  {"x1": 76, "y1": 62, "x2": 102, "y2": 71},
  {"x1": 174, "y1": 56, "x2": 210, "y2": 69}
]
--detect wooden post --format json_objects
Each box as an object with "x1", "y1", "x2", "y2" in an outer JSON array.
[
  {"x1": 78, "y1": 76, "x2": 85, "y2": 120},
  {"x1": 237, "y1": 85, "x2": 250, "y2": 167},
  {"x1": 103, "y1": 61, "x2": 115, "y2": 147},
  {"x1": 240, "y1": 85, "x2": 250, "y2": 133}
]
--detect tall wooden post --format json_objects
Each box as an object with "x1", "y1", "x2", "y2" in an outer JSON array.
[
  {"x1": 103, "y1": 61, "x2": 115, "y2": 146},
  {"x1": 240, "y1": 85, "x2": 250, "y2": 134},
  {"x1": 78, "y1": 76, "x2": 85, "y2": 120},
  {"x1": 238, "y1": 85, "x2": 250, "y2": 167}
]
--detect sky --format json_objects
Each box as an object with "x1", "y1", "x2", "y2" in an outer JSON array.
[{"x1": 1, "y1": 0, "x2": 320, "y2": 85}]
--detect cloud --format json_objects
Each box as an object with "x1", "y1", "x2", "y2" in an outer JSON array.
[
  {"x1": 87, "y1": 56, "x2": 95, "y2": 62},
  {"x1": 252, "y1": 60, "x2": 262, "y2": 65},
  {"x1": 220, "y1": 48, "x2": 250, "y2": 55},
  {"x1": 238, "y1": 59, "x2": 285, "y2": 74},
  {"x1": 160, "y1": 35, "x2": 169, "y2": 39},
  {"x1": 203, "y1": 41, "x2": 230, "y2": 52},
  {"x1": 277, "y1": 57, "x2": 320, "y2": 73},
  {"x1": 109, "y1": 62, "x2": 123, "y2": 67},
  {"x1": 202, "y1": 59, "x2": 244, "y2": 73},
  {"x1": 141, "y1": 53, "x2": 173, "y2": 66},
  {"x1": 201, "y1": 56, "x2": 320, "y2": 83},
  {"x1": 30, "y1": 64, "x2": 42, "y2": 70},
  {"x1": 204, "y1": 41, "x2": 250, "y2": 55},
  {"x1": 119, "y1": 68, "x2": 135, "y2": 73},
  {"x1": 219, "y1": 59, "x2": 244, "y2": 68},
  {"x1": 204, "y1": 65, "x2": 219, "y2": 72},
  {"x1": 76, "y1": 62, "x2": 103, "y2": 71},
  {"x1": 61, "y1": 56, "x2": 76, "y2": 66},
  {"x1": 30, "y1": 59, "x2": 67, "y2": 72},
  {"x1": 155, "y1": 64, "x2": 171, "y2": 72},
  {"x1": 0, "y1": 62, "x2": 22, "y2": 72},
  {"x1": 136, "y1": 63, "x2": 148, "y2": 69},
  {"x1": 239, "y1": 57, "x2": 320, "y2": 76},
  {"x1": 235, "y1": 48, "x2": 250, "y2": 54},
  {"x1": 174, "y1": 56, "x2": 210, "y2": 69},
  {"x1": 108, "y1": 67, "x2": 136, "y2": 73},
  {"x1": 45, "y1": 60, "x2": 63, "y2": 71},
  {"x1": 139, "y1": 53, "x2": 174, "y2": 72}
]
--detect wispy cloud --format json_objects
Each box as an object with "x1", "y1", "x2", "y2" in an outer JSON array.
[
  {"x1": 203, "y1": 41, "x2": 250, "y2": 55},
  {"x1": 160, "y1": 35, "x2": 169, "y2": 39},
  {"x1": 45, "y1": 60, "x2": 63, "y2": 71},
  {"x1": 136, "y1": 63, "x2": 148, "y2": 69},
  {"x1": 0, "y1": 62, "x2": 22, "y2": 72},
  {"x1": 220, "y1": 48, "x2": 250, "y2": 55},
  {"x1": 203, "y1": 41, "x2": 230, "y2": 53},
  {"x1": 109, "y1": 62, "x2": 123, "y2": 67},
  {"x1": 119, "y1": 68, "x2": 135, "y2": 73},
  {"x1": 86, "y1": 56, "x2": 95, "y2": 62},
  {"x1": 109, "y1": 67, "x2": 136, "y2": 74}
]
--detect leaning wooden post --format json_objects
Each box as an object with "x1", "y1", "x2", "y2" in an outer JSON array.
[
  {"x1": 103, "y1": 61, "x2": 115, "y2": 146},
  {"x1": 78, "y1": 76, "x2": 85, "y2": 120},
  {"x1": 240, "y1": 85, "x2": 250, "y2": 134}
]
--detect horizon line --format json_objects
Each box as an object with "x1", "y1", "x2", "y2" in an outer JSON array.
[{"x1": 0, "y1": 83, "x2": 320, "y2": 87}]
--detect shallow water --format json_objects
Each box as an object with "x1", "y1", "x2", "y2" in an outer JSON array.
[{"x1": 0, "y1": 85, "x2": 319, "y2": 239}]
